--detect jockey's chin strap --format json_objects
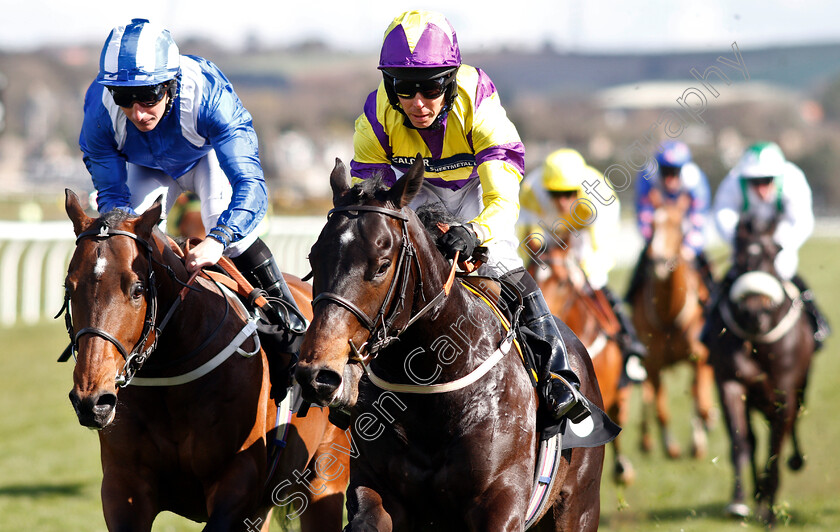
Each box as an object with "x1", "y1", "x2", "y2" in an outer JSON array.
[
  {"x1": 312, "y1": 204, "x2": 457, "y2": 364},
  {"x1": 56, "y1": 223, "x2": 195, "y2": 387}
]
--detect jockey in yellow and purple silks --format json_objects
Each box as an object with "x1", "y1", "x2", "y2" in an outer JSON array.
[
  {"x1": 351, "y1": 10, "x2": 589, "y2": 424},
  {"x1": 519, "y1": 149, "x2": 647, "y2": 383}
]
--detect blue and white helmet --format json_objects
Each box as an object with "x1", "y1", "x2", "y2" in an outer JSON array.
[
  {"x1": 97, "y1": 18, "x2": 180, "y2": 86},
  {"x1": 656, "y1": 140, "x2": 692, "y2": 170}
]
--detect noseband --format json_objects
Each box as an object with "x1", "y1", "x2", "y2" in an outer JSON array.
[
  {"x1": 58, "y1": 223, "x2": 160, "y2": 387},
  {"x1": 312, "y1": 204, "x2": 454, "y2": 362}
]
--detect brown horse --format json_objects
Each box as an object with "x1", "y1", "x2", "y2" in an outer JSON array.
[
  {"x1": 704, "y1": 214, "x2": 813, "y2": 525},
  {"x1": 529, "y1": 239, "x2": 632, "y2": 485},
  {"x1": 296, "y1": 159, "x2": 607, "y2": 531},
  {"x1": 61, "y1": 189, "x2": 348, "y2": 532},
  {"x1": 630, "y1": 194, "x2": 714, "y2": 459}
]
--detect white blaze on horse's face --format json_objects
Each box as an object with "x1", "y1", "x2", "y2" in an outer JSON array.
[
  {"x1": 94, "y1": 256, "x2": 107, "y2": 279},
  {"x1": 339, "y1": 227, "x2": 355, "y2": 247}
]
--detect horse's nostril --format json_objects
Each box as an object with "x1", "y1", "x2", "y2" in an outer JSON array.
[
  {"x1": 315, "y1": 370, "x2": 342, "y2": 389},
  {"x1": 95, "y1": 393, "x2": 117, "y2": 413}
]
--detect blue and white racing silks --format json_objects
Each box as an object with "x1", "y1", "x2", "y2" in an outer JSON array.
[{"x1": 79, "y1": 55, "x2": 266, "y2": 244}]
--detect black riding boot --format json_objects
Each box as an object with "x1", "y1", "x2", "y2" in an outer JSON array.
[
  {"x1": 233, "y1": 238, "x2": 306, "y2": 399},
  {"x1": 624, "y1": 245, "x2": 650, "y2": 304},
  {"x1": 601, "y1": 285, "x2": 648, "y2": 383},
  {"x1": 791, "y1": 274, "x2": 831, "y2": 351},
  {"x1": 502, "y1": 268, "x2": 589, "y2": 423},
  {"x1": 700, "y1": 268, "x2": 738, "y2": 347},
  {"x1": 694, "y1": 250, "x2": 716, "y2": 298}
]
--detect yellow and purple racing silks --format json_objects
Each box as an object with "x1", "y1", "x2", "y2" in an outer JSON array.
[{"x1": 350, "y1": 64, "x2": 525, "y2": 245}]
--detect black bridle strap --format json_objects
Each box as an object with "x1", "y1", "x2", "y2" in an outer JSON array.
[
  {"x1": 312, "y1": 291, "x2": 375, "y2": 330},
  {"x1": 74, "y1": 326, "x2": 130, "y2": 360},
  {"x1": 328, "y1": 204, "x2": 409, "y2": 221}
]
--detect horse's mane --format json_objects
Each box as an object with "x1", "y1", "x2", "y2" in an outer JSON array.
[
  {"x1": 336, "y1": 174, "x2": 463, "y2": 249},
  {"x1": 335, "y1": 174, "x2": 393, "y2": 208},
  {"x1": 99, "y1": 208, "x2": 133, "y2": 228}
]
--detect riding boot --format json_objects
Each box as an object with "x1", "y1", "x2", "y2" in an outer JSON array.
[
  {"x1": 233, "y1": 238, "x2": 306, "y2": 400},
  {"x1": 700, "y1": 268, "x2": 738, "y2": 347},
  {"x1": 791, "y1": 274, "x2": 831, "y2": 351},
  {"x1": 694, "y1": 250, "x2": 716, "y2": 300},
  {"x1": 624, "y1": 244, "x2": 650, "y2": 304},
  {"x1": 601, "y1": 285, "x2": 648, "y2": 383},
  {"x1": 501, "y1": 268, "x2": 589, "y2": 423}
]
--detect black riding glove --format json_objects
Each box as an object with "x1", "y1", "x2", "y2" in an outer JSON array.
[{"x1": 438, "y1": 225, "x2": 480, "y2": 260}]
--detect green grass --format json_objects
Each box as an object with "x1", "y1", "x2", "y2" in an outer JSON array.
[{"x1": 1, "y1": 239, "x2": 838, "y2": 531}]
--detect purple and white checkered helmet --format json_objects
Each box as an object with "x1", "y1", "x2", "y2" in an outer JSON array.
[{"x1": 96, "y1": 18, "x2": 180, "y2": 87}]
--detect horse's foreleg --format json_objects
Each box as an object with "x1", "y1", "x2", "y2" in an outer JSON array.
[
  {"x1": 611, "y1": 387, "x2": 635, "y2": 485},
  {"x1": 690, "y1": 354, "x2": 714, "y2": 458},
  {"x1": 652, "y1": 374, "x2": 680, "y2": 459},
  {"x1": 204, "y1": 447, "x2": 268, "y2": 532},
  {"x1": 716, "y1": 379, "x2": 751, "y2": 518},
  {"x1": 346, "y1": 485, "x2": 394, "y2": 532},
  {"x1": 639, "y1": 380, "x2": 655, "y2": 454},
  {"x1": 756, "y1": 395, "x2": 798, "y2": 525},
  {"x1": 101, "y1": 472, "x2": 157, "y2": 532}
]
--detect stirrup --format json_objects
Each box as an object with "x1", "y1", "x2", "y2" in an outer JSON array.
[{"x1": 548, "y1": 374, "x2": 590, "y2": 423}]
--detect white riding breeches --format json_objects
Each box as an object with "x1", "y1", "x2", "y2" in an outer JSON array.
[{"x1": 126, "y1": 150, "x2": 258, "y2": 257}]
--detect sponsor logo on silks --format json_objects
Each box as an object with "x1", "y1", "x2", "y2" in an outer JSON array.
[{"x1": 392, "y1": 153, "x2": 476, "y2": 174}]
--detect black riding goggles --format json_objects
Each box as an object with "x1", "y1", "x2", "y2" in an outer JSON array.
[
  {"x1": 746, "y1": 177, "x2": 775, "y2": 187},
  {"x1": 392, "y1": 76, "x2": 448, "y2": 100},
  {"x1": 547, "y1": 189, "x2": 579, "y2": 199},
  {"x1": 108, "y1": 82, "x2": 168, "y2": 108}
]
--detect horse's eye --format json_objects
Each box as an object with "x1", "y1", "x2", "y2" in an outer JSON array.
[
  {"x1": 375, "y1": 260, "x2": 392, "y2": 278},
  {"x1": 131, "y1": 282, "x2": 145, "y2": 300}
]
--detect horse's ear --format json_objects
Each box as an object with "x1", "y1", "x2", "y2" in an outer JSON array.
[
  {"x1": 330, "y1": 158, "x2": 350, "y2": 206},
  {"x1": 135, "y1": 195, "x2": 163, "y2": 238},
  {"x1": 676, "y1": 192, "x2": 691, "y2": 213},
  {"x1": 389, "y1": 155, "x2": 425, "y2": 208},
  {"x1": 649, "y1": 188, "x2": 663, "y2": 209},
  {"x1": 65, "y1": 189, "x2": 94, "y2": 236}
]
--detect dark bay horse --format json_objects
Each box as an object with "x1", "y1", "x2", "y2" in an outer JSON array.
[
  {"x1": 705, "y1": 214, "x2": 814, "y2": 524},
  {"x1": 62, "y1": 190, "x2": 348, "y2": 531},
  {"x1": 296, "y1": 159, "x2": 606, "y2": 531},
  {"x1": 629, "y1": 195, "x2": 714, "y2": 459},
  {"x1": 528, "y1": 237, "x2": 632, "y2": 485}
]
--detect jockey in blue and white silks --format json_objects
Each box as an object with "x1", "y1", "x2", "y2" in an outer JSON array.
[
  {"x1": 78, "y1": 18, "x2": 305, "y2": 390},
  {"x1": 80, "y1": 42, "x2": 264, "y2": 255},
  {"x1": 626, "y1": 140, "x2": 715, "y2": 302},
  {"x1": 351, "y1": 10, "x2": 589, "y2": 425}
]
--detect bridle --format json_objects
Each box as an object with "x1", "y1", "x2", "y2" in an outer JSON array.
[
  {"x1": 312, "y1": 204, "x2": 455, "y2": 363},
  {"x1": 57, "y1": 222, "x2": 194, "y2": 387}
]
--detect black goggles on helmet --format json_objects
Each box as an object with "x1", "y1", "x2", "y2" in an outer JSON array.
[
  {"x1": 108, "y1": 82, "x2": 169, "y2": 108},
  {"x1": 391, "y1": 76, "x2": 448, "y2": 100},
  {"x1": 746, "y1": 176, "x2": 775, "y2": 186}
]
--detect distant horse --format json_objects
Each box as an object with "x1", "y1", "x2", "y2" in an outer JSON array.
[
  {"x1": 296, "y1": 158, "x2": 607, "y2": 531},
  {"x1": 61, "y1": 190, "x2": 348, "y2": 532},
  {"x1": 705, "y1": 214, "x2": 814, "y2": 524},
  {"x1": 529, "y1": 237, "x2": 633, "y2": 485},
  {"x1": 629, "y1": 194, "x2": 713, "y2": 459}
]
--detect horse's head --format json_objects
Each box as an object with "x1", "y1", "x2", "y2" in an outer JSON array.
[
  {"x1": 647, "y1": 192, "x2": 690, "y2": 280},
  {"x1": 728, "y1": 213, "x2": 785, "y2": 334},
  {"x1": 63, "y1": 189, "x2": 164, "y2": 429},
  {"x1": 734, "y1": 214, "x2": 780, "y2": 274},
  {"x1": 296, "y1": 157, "x2": 437, "y2": 408}
]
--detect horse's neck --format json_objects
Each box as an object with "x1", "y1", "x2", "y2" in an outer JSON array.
[{"x1": 653, "y1": 259, "x2": 696, "y2": 316}]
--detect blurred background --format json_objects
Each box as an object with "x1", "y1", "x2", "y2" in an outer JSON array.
[{"x1": 1, "y1": 1, "x2": 839, "y2": 530}]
